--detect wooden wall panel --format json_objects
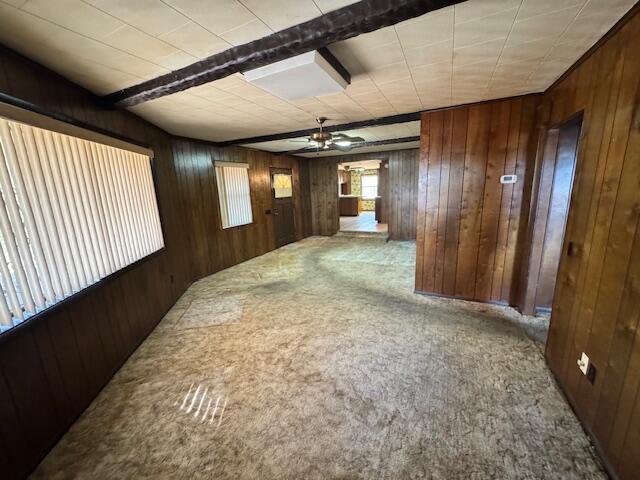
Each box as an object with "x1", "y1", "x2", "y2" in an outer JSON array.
[
  {"x1": 0, "y1": 45, "x2": 311, "y2": 479},
  {"x1": 415, "y1": 96, "x2": 538, "y2": 304},
  {"x1": 307, "y1": 149, "x2": 419, "y2": 240},
  {"x1": 172, "y1": 140, "x2": 310, "y2": 279},
  {"x1": 543, "y1": 7, "x2": 640, "y2": 479}
]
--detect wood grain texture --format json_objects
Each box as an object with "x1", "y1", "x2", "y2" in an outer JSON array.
[
  {"x1": 308, "y1": 149, "x2": 419, "y2": 239},
  {"x1": 543, "y1": 9, "x2": 640, "y2": 480},
  {"x1": 0, "y1": 46, "x2": 310, "y2": 479},
  {"x1": 415, "y1": 96, "x2": 538, "y2": 304}
]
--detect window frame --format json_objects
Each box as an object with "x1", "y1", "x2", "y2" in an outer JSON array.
[
  {"x1": 214, "y1": 161, "x2": 254, "y2": 230},
  {"x1": 0, "y1": 99, "x2": 165, "y2": 340},
  {"x1": 361, "y1": 173, "x2": 379, "y2": 200}
]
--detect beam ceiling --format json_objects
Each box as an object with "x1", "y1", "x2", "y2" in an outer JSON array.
[{"x1": 101, "y1": 0, "x2": 463, "y2": 108}]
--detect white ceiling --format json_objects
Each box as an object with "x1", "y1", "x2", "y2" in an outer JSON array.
[{"x1": 0, "y1": 0, "x2": 636, "y2": 150}]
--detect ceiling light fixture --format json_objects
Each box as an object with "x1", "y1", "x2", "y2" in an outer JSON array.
[{"x1": 243, "y1": 48, "x2": 350, "y2": 101}]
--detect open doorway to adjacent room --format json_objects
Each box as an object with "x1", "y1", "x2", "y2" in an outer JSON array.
[
  {"x1": 338, "y1": 159, "x2": 388, "y2": 234},
  {"x1": 521, "y1": 113, "x2": 583, "y2": 317}
]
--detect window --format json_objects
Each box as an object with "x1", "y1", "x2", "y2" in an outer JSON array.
[
  {"x1": 215, "y1": 161, "x2": 253, "y2": 228},
  {"x1": 0, "y1": 115, "x2": 164, "y2": 332},
  {"x1": 361, "y1": 174, "x2": 378, "y2": 199},
  {"x1": 273, "y1": 173, "x2": 292, "y2": 198}
]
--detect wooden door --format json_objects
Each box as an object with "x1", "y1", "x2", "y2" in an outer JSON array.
[{"x1": 271, "y1": 167, "x2": 296, "y2": 248}]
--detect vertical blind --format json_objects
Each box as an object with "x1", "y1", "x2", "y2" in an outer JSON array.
[
  {"x1": 0, "y1": 117, "x2": 164, "y2": 331},
  {"x1": 215, "y1": 162, "x2": 253, "y2": 229}
]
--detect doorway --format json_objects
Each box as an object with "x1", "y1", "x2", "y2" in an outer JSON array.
[
  {"x1": 522, "y1": 114, "x2": 582, "y2": 315},
  {"x1": 271, "y1": 167, "x2": 296, "y2": 248},
  {"x1": 338, "y1": 159, "x2": 388, "y2": 234}
]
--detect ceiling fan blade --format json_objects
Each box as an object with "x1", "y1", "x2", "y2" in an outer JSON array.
[
  {"x1": 344, "y1": 136, "x2": 365, "y2": 143},
  {"x1": 335, "y1": 144, "x2": 353, "y2": 152},
  {"x1": 288, "y1": 140, "x2": 311, "y2": 143},
  {"x1": 286, "y1": 146, "x2": 315, "y2": 154}
]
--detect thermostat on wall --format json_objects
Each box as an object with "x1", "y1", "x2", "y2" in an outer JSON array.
[{"x1": 500, "y1": 175, "x2": 517, "y2": 184}]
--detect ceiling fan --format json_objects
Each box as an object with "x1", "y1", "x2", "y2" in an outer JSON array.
[{"x1": 288, "y1": 117, "x2": 365, "y2": 154}]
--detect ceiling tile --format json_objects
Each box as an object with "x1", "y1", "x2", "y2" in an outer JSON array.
[
  {"x1": 411, "y1": 61, "x2": 453, "y2": 81},
  {"x1": 88, "y1": 0, "x2": 191, "y2": 36},
  {"x1": 404, "y1": 39, "x2": 453, "y2": 68},
  {"x1": 395, "y1": 7, "x2": 454, "y2": 49},
  {"x1": 156, "y1": 50, "x2": 198, "y2": 70},
  {"x1": 368, "y1": 62, "x2": 412, "y2": 85},
  {"x1": 498, "y1": 37, "x2": 554, "y2": 64},
  {"x1": 342, "y1": 26, "x2": 399, "y2": 51},
  {"x1": 454, "y1": 0, "x2": 522, "y2": 24},
  {"x1": 454, "y1": 7, "x2": 518, "y2": 48},
  {"x1": 238, "y1": 0, "x2": 320, "y2": 31},
  {"x1": 516, "y1": 0, "x2": 585, "y2": 21},
  {"x1": 453, "y1": 38, "x2": 505, "y2": 67},
  {"x1": 159, "y1": 21, "x2": 231, "y2": 58},
  {"x1": 164, "y1": 0, "x2": 257, "y2": 35},
  {"x1": 0, "y1": 2, "x2": 61, "y2": 47},
  {"x1": 219, "y1": 19, "x2": 272, "y2": 45},
  {"x1": 22, "y1": 0, "x2": 123, "y2": 38},
  {"x1": 356, "y1": 42, "x2": 405, "y2": 70},
  {"x1": 507, "y1": 5, "x2": 583, "y2": 46},
  {"x1": 103, "y1": 25, "x2": 178, "y2": 63}
]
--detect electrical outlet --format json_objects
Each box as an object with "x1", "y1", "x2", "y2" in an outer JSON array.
[{"x1": 577, "y1": 352, "x2": 589, "y2": 375}]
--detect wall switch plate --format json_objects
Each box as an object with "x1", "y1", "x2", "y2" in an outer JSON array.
[
  {"x1": 500, "y1": 174, "x2": 517, "y2": 184},
  {"x1": 577, "y1": 352, "x2": 589, "y2": 375}
]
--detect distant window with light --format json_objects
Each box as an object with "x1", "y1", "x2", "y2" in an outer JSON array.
[
  {"x1": 273, "y1": 173, "x2": 293, "y2": 198},
  {"x1": 361, "y1": 174, "x2": 378, "y2": 199},
  {"x1": 215, "y1": 161, "x2": 253, "y2": 229}
]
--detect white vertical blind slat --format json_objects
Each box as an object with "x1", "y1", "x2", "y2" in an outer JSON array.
[
  {"x1": 55, "y1": 134, "x2": 92, "y2": 287},
  {"x1": 66, "y1": 137, "x2": 100, "y2": 282},
  {"x1": 41, "y1": 131, "x2": 83, "y2": 291},
  {"x1": 96, "y1": 145, "x2": 127, "y2": 269},
  {"x1": 20, "y1": 126, "x2": 65, "y2": 300},
  {"x1": 0, "y1": 120, "x2": 43, "y2": 311},
  {"x1": 7, "y1": 123, "x2": 56, "y2": 304},
  {"x1": 0, "y1": 246, "x2": 21, "y2": 323},
  {"x1": 0, "y1": 117, "x2": 163, "y2": 329}
]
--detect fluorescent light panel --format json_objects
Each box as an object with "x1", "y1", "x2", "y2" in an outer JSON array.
[{"x1": 243, "y1": 50, "x2": 350, "y2": 101}]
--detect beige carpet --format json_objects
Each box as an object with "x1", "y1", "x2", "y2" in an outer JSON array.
[{"x1": 32, "y1": 237, "x2": 605, "y2": 479}]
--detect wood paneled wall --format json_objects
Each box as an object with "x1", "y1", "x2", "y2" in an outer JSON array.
[
  {"x1": 172, "y1": 140, "x2": 310, "y2": 281},
  {"x1": 308, "y1": 149, "x2": 419, "y2": 240},
  {"x1": 0, "y1": 46, "x2": 310, "y2": 480},
  {"x1": 542, "y1": 7, "x2": 640, "y2": 479},
  {"x1": 415, "y1": 96, "x2": 539, "y2": 304}
]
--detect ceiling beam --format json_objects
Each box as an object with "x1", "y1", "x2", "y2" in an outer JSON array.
[
  {"x1": 282, "y1": 135, "x2": 420, "y2": 156},
  {"x1": 102, "y1": 0, "x2": 463, "y2": 108},
  {"x1": 220, "y1": 111, "x2": 422, "y2": 146}
]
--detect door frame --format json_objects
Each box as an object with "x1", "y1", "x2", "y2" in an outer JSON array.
[{"x1": 519, "y1": 112, "x2": 584, "y2": 315}]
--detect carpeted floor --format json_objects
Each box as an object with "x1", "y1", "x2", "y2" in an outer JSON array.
[{"x1": 32, "y1": 237, "x2": 606, "y2": 479}]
